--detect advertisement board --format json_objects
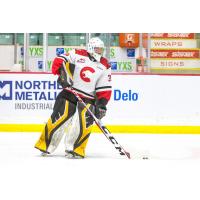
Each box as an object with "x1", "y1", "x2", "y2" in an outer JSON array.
[
  {"x1": 1, "y1": 43, "x2": 200, "y2": 72},
  {"x1": 0, "y1": 46, "x2": 138, "y2": 72},
  {"x1": 1, "y1": 73, "x2": 200, "y2": 128}
]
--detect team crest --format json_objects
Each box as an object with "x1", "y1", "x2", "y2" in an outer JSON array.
[{"x1": 80, "y1": 67, "x2": 95, "y2": 82}]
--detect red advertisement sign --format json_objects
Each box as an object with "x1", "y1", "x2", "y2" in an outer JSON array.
[
  {"x1": 151, "y1": 33, "x2": 195, "y2": 39},
  {"x1": 151, "y1": 49, "x2": 200, "y2": 58}
]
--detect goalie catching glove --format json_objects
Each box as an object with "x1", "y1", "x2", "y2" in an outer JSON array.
[{"x1": 57, "y1": 63, "x2": 73, "y2": 88}]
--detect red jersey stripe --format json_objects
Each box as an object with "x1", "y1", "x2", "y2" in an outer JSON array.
[{"x1": 96, "y1": 90, "x2": 112, "y2": 101}]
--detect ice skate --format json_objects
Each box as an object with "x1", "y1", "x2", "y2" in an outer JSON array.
[
  {"x1": 65, "y1": 150, "x2": 84, "y2": 159},
  {"x1": 41, "y1": 152, "x2": 49, "y2": 157}
]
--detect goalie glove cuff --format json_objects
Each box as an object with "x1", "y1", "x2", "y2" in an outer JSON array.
[{"x1": 95, "y1": 104, "x2": 107, "y2": 119}]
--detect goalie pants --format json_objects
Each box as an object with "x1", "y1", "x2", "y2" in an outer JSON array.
[{"x1": 34, "y1": 90, "x2": 95, "y2": 158}]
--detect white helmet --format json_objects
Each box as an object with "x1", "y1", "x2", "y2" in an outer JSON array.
[{"x1": 87, "y1": 37, "x2": 105, "y2": 62}]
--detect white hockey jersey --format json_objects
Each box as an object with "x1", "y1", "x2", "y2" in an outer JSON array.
[{"x1": 52, "y1": 49, "x2": 112, "y2": 104}]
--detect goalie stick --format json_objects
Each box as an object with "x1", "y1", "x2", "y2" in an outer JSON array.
[{"x1": 67, "y1": 87, "x2": 131, "y2": 159}]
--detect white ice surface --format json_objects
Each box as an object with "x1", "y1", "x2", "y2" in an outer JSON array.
[{"x1": 1, "y1": 132, "x2": 200, "y2": 200}]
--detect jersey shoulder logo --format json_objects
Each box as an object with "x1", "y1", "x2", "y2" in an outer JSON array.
[
  {"x1": 80, "y1": 67, "x2": 95, "y2": 82},
  {"x1": 77, "y1": 58, "x2": 85, "y2": 63}
]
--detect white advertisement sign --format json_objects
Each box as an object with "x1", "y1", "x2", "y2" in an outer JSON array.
[
  {"x1": 108, "y1": 75, "x2": 200, "y2": 125},
  {"x1": 151, "y1": 39, "x2": 197, "y2": 49},
  {"x1": 1, "y1": 73, "x2": 200, "y2": 125},
  {"x1": 150, "y1": 59, "x2": 200, "y2": 69},
  {"x1": 0, "y1": 73, "x2": 61, "y2": 123}
]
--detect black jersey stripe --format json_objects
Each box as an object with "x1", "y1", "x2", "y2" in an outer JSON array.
[
  {"x1": 95, "y1": 86, "x2": 112, "y2": 90},
  {"x1": 73, "y1": 87, "x2": 95, "y2": 98}
]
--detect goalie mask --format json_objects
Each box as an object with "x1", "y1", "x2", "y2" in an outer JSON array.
[{"x1": 87, "y1": 37, "x2": 105, "y2": 62}]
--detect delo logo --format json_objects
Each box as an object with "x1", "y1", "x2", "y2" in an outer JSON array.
[
  {"x1": 0, "y1": 81, "x2": 12, "y2": 100},
  {"x1": 114, "y1": 89, "x2": 138, "y2": 101}
]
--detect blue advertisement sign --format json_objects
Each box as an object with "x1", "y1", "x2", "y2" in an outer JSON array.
[
  {"x1": 38, "y1": 61, "x2": 43, "y2": 70},
  {"x1": 110, "y1": 62, "x2": 117, "y2": 70},
  {"x1": 127, "y1": 49, "x2": 135, "y2": 58},
  {"x1": 56, "y1": 48, "x2": 64, "y2": 56}
]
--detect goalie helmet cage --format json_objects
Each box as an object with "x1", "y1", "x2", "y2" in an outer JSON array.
[{"x1": 87, "y1": 33, "x2": 111, "y2": 61}]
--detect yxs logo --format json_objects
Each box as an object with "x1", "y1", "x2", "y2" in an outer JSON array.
[{"x1": 0, "y1": 81, "x2": 12, "y2": 100}]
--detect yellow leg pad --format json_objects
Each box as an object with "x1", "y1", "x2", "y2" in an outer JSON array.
[
  {"x1": 74, "y1": 134, "x2": 90, "y2": 157},
  {"x1": 35, "y1": 101, "x2": 69, "y2": 152},
  {"x1": 73, "y1": 105, "x2": 94, "y2": 157},
  {"x1": 34, "y1": 127, "x2": 47, "y2": 152}
]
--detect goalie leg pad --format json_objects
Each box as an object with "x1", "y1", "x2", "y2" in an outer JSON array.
[
  {"x1": 34, "y1": 96, "x2": 76, "y2": 153},
  {"x1": 65, "y1": 102, "x2": 95, "y2": 158}
]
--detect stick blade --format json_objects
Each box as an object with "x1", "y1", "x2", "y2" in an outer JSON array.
[{"x1": 125, "y1": 152, "x2": 131, "y2": 159}]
